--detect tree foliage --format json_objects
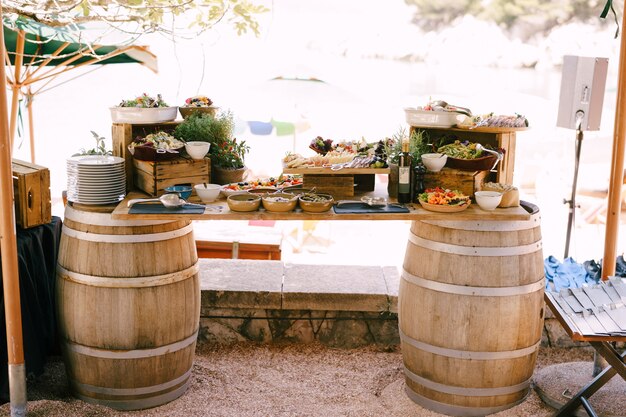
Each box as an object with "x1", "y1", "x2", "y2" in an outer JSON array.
[
  {"x1": 2, "y1": 0, "x2": 269, "y2": 37},
  {"x1": 405, "y1": 0, "x2": 613, "y2": 34}
]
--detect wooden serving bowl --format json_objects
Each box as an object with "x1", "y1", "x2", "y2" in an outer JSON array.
[
  {"x1": 298, "y1": 194, "x2": 334, "y2": 213},
  {"x1": 227, "y1": 193, "x2": 261, "y2": 212},
  {"x1": 262, "y1": 193, "x2": 298, "y2": 212}
]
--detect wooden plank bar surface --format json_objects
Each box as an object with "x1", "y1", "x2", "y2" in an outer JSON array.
[{"x1": 110, "y1": 191, "x2": 531, "y2": 221}]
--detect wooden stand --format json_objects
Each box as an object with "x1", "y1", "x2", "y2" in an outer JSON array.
[
  {"x1": 282, "y1": 167, "x2": 390, "y2": 199},
  {"x1": 410, "y1": 126, "x2": 523, "y2": 184}
]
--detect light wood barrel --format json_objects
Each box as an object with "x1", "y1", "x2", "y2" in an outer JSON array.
[
  {"x1": 56, "y1": 205, "x2": 200, "y2": 410},
  {"x1": 399, "y1": 203, "x2": 544, "y2": 416}
]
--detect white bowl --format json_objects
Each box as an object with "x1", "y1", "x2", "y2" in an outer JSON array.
[
  {"x1": 404, "y1": 108, "x2": 463, "y2": 127},
  {"x1": 110, "y1": 106, "x2": 178, "y2": 124},
  {"x1": 421, "y1": 153, "x2": 447, "y2": 172},
  {"x1": 474, "y1": 191, "x2": 503, "y2": 211},
  {"x1": 185, "y1": 141, "x2": 211, "y2": 160},
  {"x1": 194, "y1": 183, "x2": 221, "y2": 202}
]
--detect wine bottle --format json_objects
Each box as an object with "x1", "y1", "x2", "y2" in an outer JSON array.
[{"x1": 398, "y1": 139, "x2": 412, "y2": 204}]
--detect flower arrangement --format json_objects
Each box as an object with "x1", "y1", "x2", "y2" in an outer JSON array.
[
  {"x1": 118, "y1": 93, "x2": 168, "y2": 108},
  {"x1": 212, "y1": 137, "x2": 250, "y2": 169}
]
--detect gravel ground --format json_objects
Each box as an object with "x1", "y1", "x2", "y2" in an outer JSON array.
[{"x1": 0, "y1": 343, "x2": 593, "y2": 417}]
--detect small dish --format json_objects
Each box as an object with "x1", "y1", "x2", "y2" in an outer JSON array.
[
  {"x1": 227, "y1": 193, "x2": 261, "y2": 212},
  {"x1": 247, "y1": 187, "x2": 277, "y2": 196},
  {"x1": 421, "y1": 153, "x2": 447, "y2": 172},
  {"x1": 299, "y1": 193, "x2": 334, "y2": 213},
  {"x1": 194, "y1": 183, "x2": 221, "y2": 202},
  {"x1": 165, "y1": 185, "x2": 192, "y2": 200},
  {"x1": 474, "y1": 191, "x2": 503, "y2": 211},
  {"x1": 262, "y1": 193, "x2": 299, "y2": 212},
  {"x1": 185, "y1": 141, "x2": 211, "y2": 160}
]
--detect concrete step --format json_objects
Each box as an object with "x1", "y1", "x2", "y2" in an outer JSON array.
[{"x1": 198, "y1": 259, "x2": 400, "y2": 348}]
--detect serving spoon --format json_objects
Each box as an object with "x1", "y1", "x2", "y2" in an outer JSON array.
[
  {"x1": 430, "y1": 100, "x2": 472, "y2": 117},
  {"x1": 475, "y1": 144, "x2": 503, "y2": 171},
  {"x1": 127, "y1": 193, "x2": 204, "y2": 209}
]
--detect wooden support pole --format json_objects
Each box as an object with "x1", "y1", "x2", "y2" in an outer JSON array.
[
  {"x1": 0, "y1": 5, "x2": 28, "y2": 417},
  {"x1": 602, "y1": 9, "x2": 626, "y2": 279},
  {"x1": 8, "y1": 30, "x2": 24, "y2": 153}
]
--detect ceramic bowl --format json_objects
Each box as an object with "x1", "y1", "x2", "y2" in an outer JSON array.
[
  {"x1": 194, "y1": 183, "x2": 221, "y2": 202},
  {"x1": 421, "y1": 153, "x2": 448, "y2": 172},
  {"x1": 298, "y1": 193, "x2": 334, "y2": 213},
  {"x1": 262, "y1": 193, "x2": 298, "y2": 212},
  {"x1": 185, "y1": 141, "x2": 211, "y2": 160},
  {"x1": 474, "y1": 191, "x2": 503, "y2": 211},
  {"x1": 227, "y1": 193, "x2": 261, "y2": 212},
  {"x1": 164, "y1": 185, "x2": 192, "y2": 200},
  {"x1": 110, "y1": 106, "x2": 178, "y2": 124}
]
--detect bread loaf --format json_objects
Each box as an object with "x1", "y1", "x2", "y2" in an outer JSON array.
[{"x1": 482, "y1": 182, "x2": 520, "y2": 207}]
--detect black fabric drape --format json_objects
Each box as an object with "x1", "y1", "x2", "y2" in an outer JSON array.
[{"x1": 0, "y1": 217, "x2": 62, "y2": 402}]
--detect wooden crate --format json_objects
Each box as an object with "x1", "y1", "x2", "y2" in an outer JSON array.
[
  {"x1": 423, "y1": 168, "x2": 488, "y2": 197},
  {"x1": 111, "y1": 122, "x2": 180, "y2": 191},
  {"x1": 410, "y1": 126, "x2": 519, "y2": 184},
  {"x1": 12, "y1": 159, "x2": 51, "y2": 228},
  {"x1": 303, "y1": 174, "x2": 355, "y2": 199},
  {"x1": 133, "y1": 157, "x2": 211, "y2": 196}
]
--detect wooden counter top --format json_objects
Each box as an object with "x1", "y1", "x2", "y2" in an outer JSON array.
[{"x1": 110, "y1": 192, "x2": 532, "y2": 221}]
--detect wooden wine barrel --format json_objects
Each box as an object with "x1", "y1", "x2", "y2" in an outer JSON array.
[
  {"x1": 399, "y1": 203, "x2": 544, "y2": 416},
  {"x1": 56, "y1": 205, "x2": 200, "y2": 410}
]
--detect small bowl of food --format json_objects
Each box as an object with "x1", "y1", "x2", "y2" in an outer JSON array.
[
  {"x1": 421, "y1": 153, "x2": 447, "y2": 172},
  {"x1": 247, "y1": 187, "x2": 277, "y2": 197},
  {"x1": 185, "y1": 141, "x2": 210, "y2": 160},
  {"x1": 194, "y1": 183, "x2": 221, "y2": 202},
  {"x1": 474, "y1": 190, "x2": 503, "y2": 211},
  {"x1": 164, "y1": 185, "x2": 192, "y2": 200},
  {"x1": 299, "y1": 193, "x2": 334, "y2": 213},
  {"x1": 227, "y1": 193, "x2": 261, "y2": 212},
  {"x1": 281, "y1": 187, "x2": 316, "y2": 196},
  {"x1": 262, "y1": 193, "x2": 299, "y2": 212}
]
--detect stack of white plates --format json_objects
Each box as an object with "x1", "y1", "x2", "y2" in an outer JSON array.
[{"x1": 67, "y1": 155, "x2": 126, "y2": 205}]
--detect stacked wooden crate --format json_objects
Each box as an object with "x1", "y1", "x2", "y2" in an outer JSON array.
[{"x1": 112, "y1": 122, "x2": 211, "y2": 196}]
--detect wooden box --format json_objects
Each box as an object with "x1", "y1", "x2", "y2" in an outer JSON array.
[
  {"x1": 423, "y1": 168, "x2": 488, "y2": 197},
  {"x1": 133, "y1": 157, "x2": 211, "y2": 196},
  {"x1": 303, "y1": 174, "x2": 355, "y2": 199},
  {"x1": 12, "y1": 159, "x2": 51, "y2": 228},
  {"x1": 112, "y1": 122, "x2": 180, "y2": 191},
  {"x1": 283, "y1": 167, "x2": 389, "y2": 199},
  {"x1": 410, "y1": 126, "x2": 520, "y2": 184}
]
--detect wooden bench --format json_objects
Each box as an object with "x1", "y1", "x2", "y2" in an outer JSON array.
[{"x1": 193, "y1": 220, "x2": 282, "y2": 260}]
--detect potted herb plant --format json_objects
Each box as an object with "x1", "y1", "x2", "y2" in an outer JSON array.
[
  {"x1": 172, "y1": 111, "x2": 234, "y2": 145},
  {"x1": 211, "y1": 137, "x2": 250, "y2": 184},
  {"x1": 73, "y1": 131, "x2": 112, "y2": 156}
]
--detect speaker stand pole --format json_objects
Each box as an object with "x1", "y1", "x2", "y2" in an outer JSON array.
[{"x1": 563, "y1": 123, "x2": 584, "y2": 259}]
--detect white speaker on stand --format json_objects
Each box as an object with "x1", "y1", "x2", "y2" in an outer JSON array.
[{"x1": 557, "y1": 55, "x2": 609, "y2": 259}]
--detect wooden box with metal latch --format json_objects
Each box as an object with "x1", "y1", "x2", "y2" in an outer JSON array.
[{"x1": 12, "y1": 159, "x2": 51, "y2": 228}]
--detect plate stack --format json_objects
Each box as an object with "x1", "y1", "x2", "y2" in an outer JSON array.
[{"x1": 66, "y1": 155, "x2": 126, "y2": 205}]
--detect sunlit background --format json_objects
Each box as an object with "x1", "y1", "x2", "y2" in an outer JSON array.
[{"x1": 9, "y1": 0, "x2": 626, "y2": 267}]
